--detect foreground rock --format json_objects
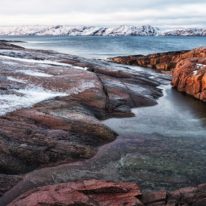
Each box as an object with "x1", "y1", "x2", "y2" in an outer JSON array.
[
  {"x1": 7, "y1": 180, "x2": 206, "y2": 206},
  {"x1": 0, "y1": 42, "x2": 163, "y2": 197},
  {"x1": 8, "y1": 180, "x2": 141, "y2": 206}
]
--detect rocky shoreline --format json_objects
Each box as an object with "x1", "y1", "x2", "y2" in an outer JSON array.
[
  {"x1": 111, "y1": 47, "x2": 206, "y2": 102},
  {"x1": 0, "y1": 42, "x2": 163, "y2": 205},
  {"x1": 7, "y1": 179, "x2": 206, "y2": 206},
  {"x1": 0, "y1": 42, "x2": 205, "y2": 205}
]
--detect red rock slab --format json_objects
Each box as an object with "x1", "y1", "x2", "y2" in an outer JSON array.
[{"x1": 8, "y1": 179, "x2": 141, "y2": 206}]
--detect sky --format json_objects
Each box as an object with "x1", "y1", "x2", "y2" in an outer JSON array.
[{"x1": 0, "y1": 0, "x2": 205, "y2": 28}]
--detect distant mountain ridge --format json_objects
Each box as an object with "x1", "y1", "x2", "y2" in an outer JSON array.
[
  {"x1": 0, "y1": 25, "x2": 205, "y2": 36},
  {"x1": 162, "y1": 28, "x2": 206, "y2": 36}
]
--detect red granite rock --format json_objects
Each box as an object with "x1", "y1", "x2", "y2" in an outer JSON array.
[
  {"x1": 8, "y1": 179, "x2": 141, "y2": 206},
  {"x1": 0, "y1": 42, "x2": 163, "y2": 197},
  {"x1": 111, "y1": 47, "x2": 206, "y2": 72},
  {"x1": 172, "y1": 57, "x2": 206, "y2": 101}
]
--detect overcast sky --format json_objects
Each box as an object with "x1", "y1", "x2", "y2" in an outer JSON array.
[{"x1": 0, "y1": 0, "x2": 205, "y2": 27}]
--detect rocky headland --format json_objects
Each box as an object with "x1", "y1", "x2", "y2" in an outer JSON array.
[{"x1": 111, "y1": 47, "x2": 206, "y2": 102}]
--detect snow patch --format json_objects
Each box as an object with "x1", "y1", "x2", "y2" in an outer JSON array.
[
  {"x1": 0, "y1": 86, "x2": 67, "y2": 116},
  {"x1": 67, "y1": 81, "x2": 96, "y2": 95},
  {"x1": 196, "y1": 63, "x2": 205, "y2": 69},
  {"x1": 0, "y1": 54, "x2": 88, "y2": 71},
  {"x1": 73, "y1": 66, "x2": 88, "y2": 71},
  {"x1": 193, "y1": 63, "x2": 206, "y2": 75},
  {"x1": 1, "y1": 61, "x2": 19, "y2": 66},
  {"x1": 0, "y1": 55, "x2": 71, "y2": 67},
  {"x1": 18, "y1": 69, "x2": 53, "y2": 77},
  {"x1": 7, "y1": 76, "x2": 27, "y2": 83},
  {"x1": 0, "y1": 80, "x2": 95, "y2": 116},
  {"x1": 193, "y1": 70, "x2": 198, "y2": 75}
]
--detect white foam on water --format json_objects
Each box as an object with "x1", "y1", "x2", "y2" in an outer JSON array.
[
  {"x1": 0, "y1": 86, "x2": 67, "y2": 116},
  {"x1": 18, "y1": 69, "x2": 53, "y2": 77}
]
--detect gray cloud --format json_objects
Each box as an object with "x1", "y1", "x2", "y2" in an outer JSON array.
[{"x1": 0, "y1": 0, "x2": 205, "y2": 27}]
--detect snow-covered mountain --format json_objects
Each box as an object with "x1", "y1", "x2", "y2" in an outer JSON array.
[
  {"x1": 162, "y1": 28, "x2": 206, "y2": 36},
  {"x1": 0, "y1": 25, "x2": 206, "y2": 36},
  {"x1": 0, "y1": 25, "x2": 159, "y2": 36}
]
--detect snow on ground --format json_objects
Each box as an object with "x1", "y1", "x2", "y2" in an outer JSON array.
[
  {"x1": 0, "y1": 86, "x2": 67, "y2": 116},
  {"x1": 7, "y1": 76, "x2": 27, "y2": 83},
  {"x1": 0, "y1": 54, "x2": 88, "y2": 71},
  {"x1": 196, "y1": 63, "x2": 205, "y2": 69},
  {"x1": 193, "y1": 70, "x2": 198, "y2": 75},
  {"x1": 73, "y1": 66, "x2": 88, "y2": 71},
  {"x1": 193, "y1": 63, "x2": 206, "y2": 75},
  {"x1": 0, "y1": 55, "x2": 71, "y2": 66},
  {"x1": 18, "y1": 69, "x2": 53, "y2": 77},
  {"x1": 1, "y1": 61, "x2": 19, "y2": 66},
  {"x1": 0, "y1": 79, "x2": 96, "y2": 116},
  {"x1": 66, "y1": 81, "x2": 96, "y2": 95}
]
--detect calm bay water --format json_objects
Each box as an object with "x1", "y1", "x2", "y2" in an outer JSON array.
[
  {"x1": 1, "y1": 35, "x2": 206, "y2": 190},
  {"x1": 2, "y1": 35, "x2": 206, "y2": 58}
]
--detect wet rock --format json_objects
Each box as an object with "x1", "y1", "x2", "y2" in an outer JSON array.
[{"x1": 8, "y1": 179, "x2": 141, "y2": 206}]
